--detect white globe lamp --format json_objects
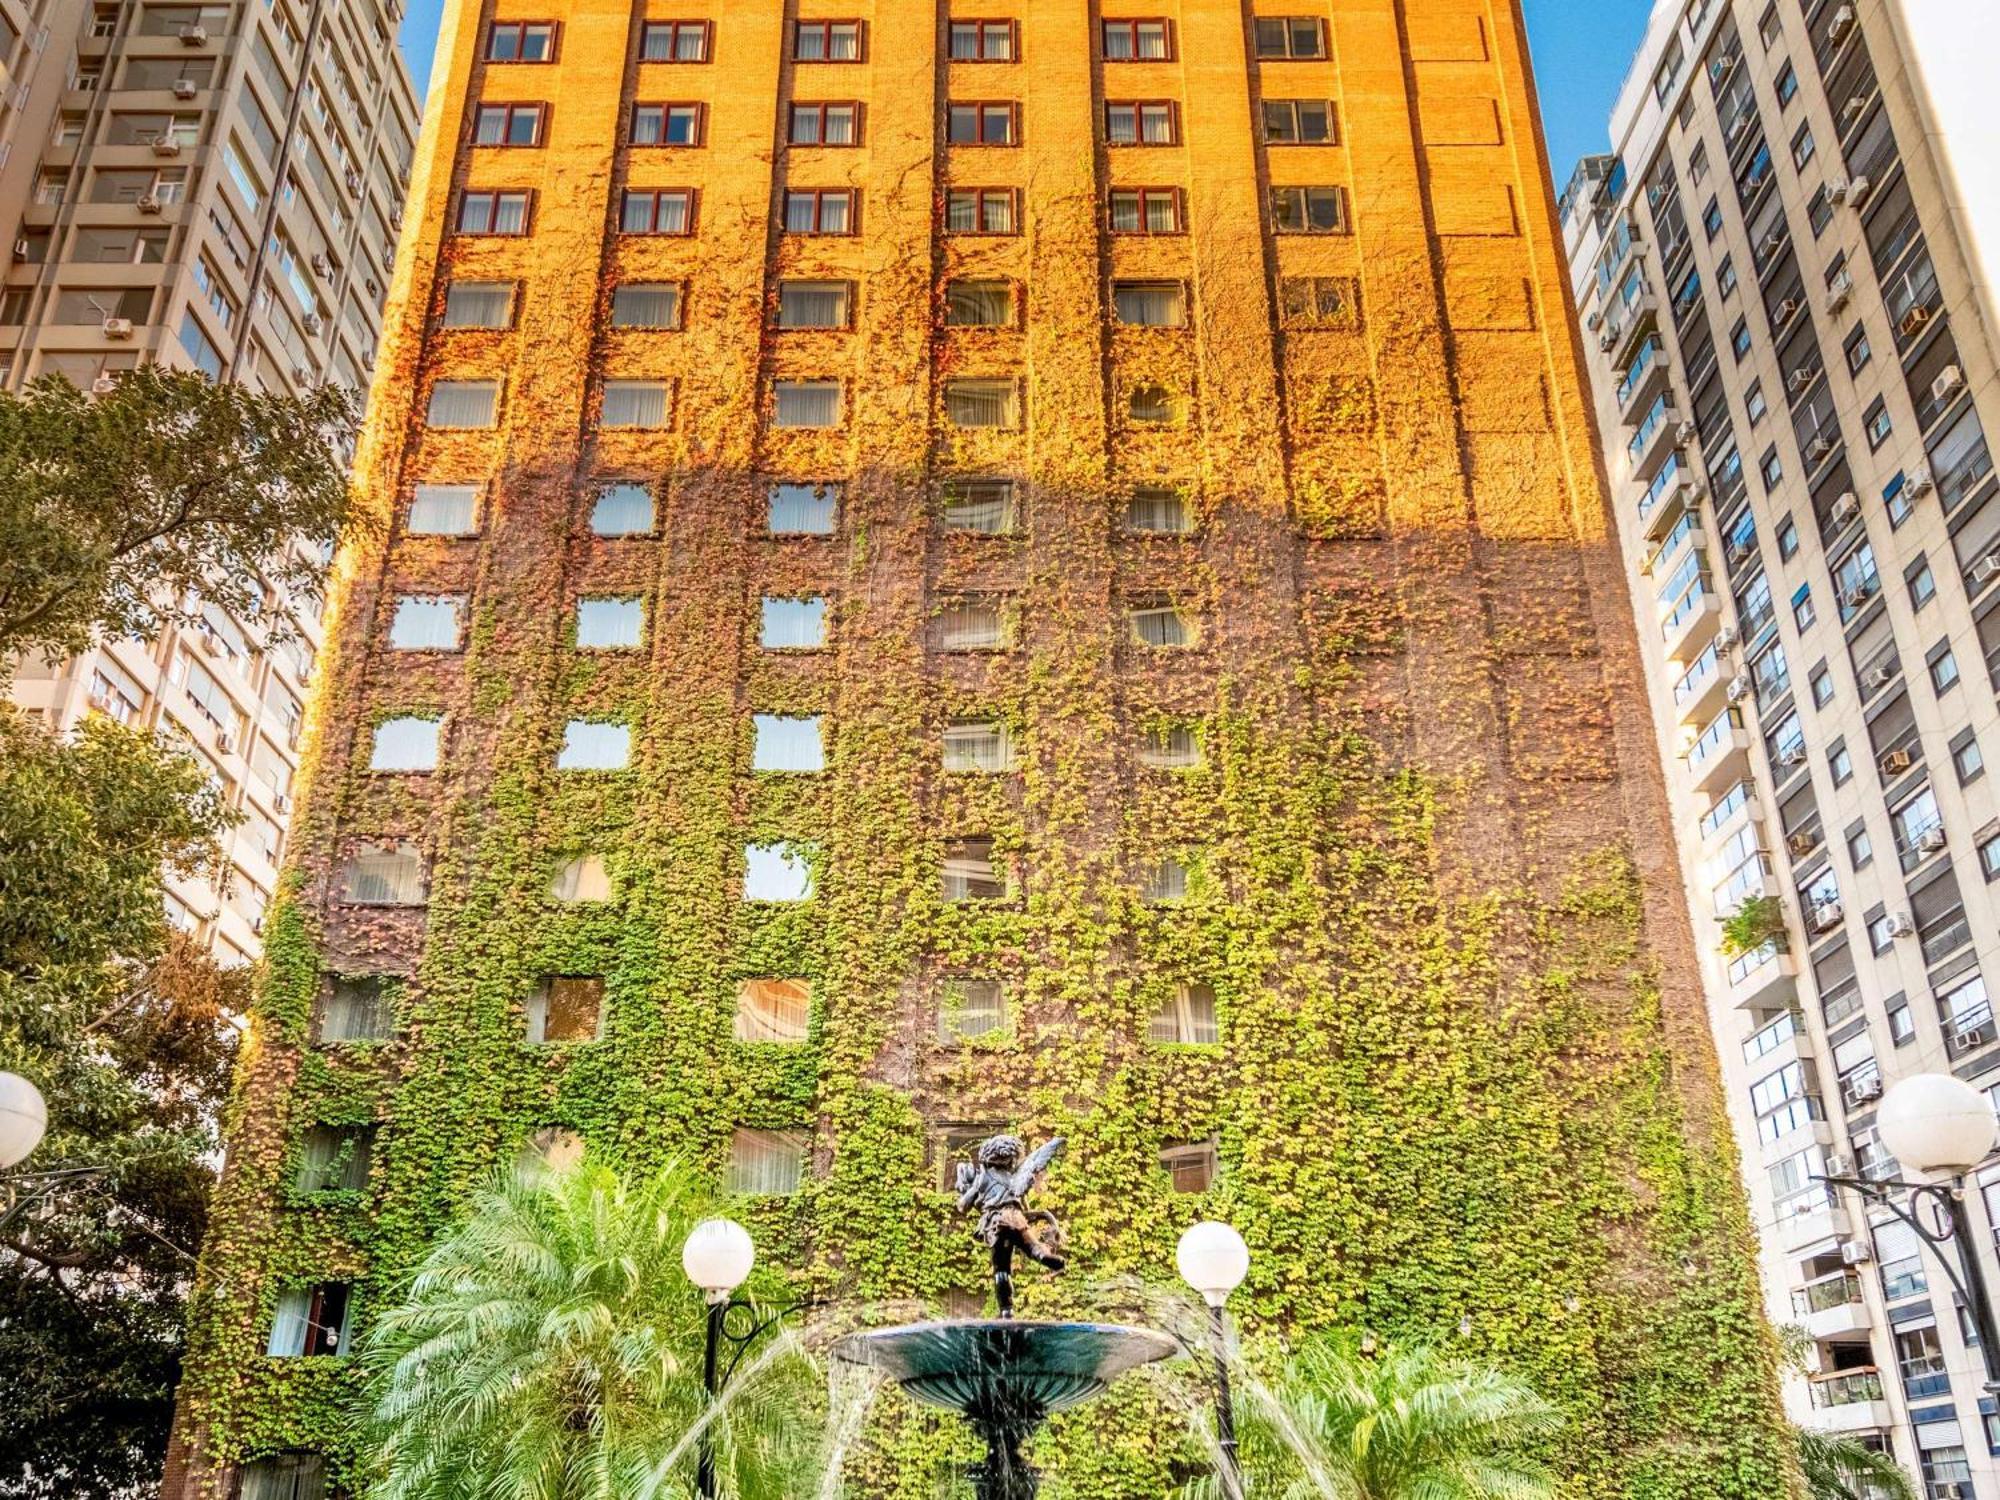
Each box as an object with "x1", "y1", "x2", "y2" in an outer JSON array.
[
  {"x1": 0, "y1": 1072, "x2": 47, "y2": 1170},
  {"x1": 1177, "y1": 1220, "x2": 1250, "y2": 1308},
  {"x1": 682, "y1": 1217, "x2": 755, "y2": 1304},
  {"x1": 1877, "y1": 1073, "x2": 1998, "y2": 1176}
]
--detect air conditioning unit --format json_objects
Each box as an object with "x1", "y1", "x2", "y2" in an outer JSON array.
[
  {"x1": 1787, "y1": 830, "x2": 1817, "y2": 858},
  {"x1": 309, "y1": 252, "x2": 332, "y2": 277},
  {"x1": 135, "y1": 193, "x2": 163, "y2": 214},
  {"x1": 1584, "y1": 308, "x2": 1603, "y2": 333},
  {"x1": 1847, "y1": 1073, "x2": 1884, "y2": 1103},
  {"x1": 1711, "y1": 53, "x2": 1738, "y2": 84},
  {"x1": 1775, "y1": 297, "x2": 1801, "y2": 325},
  {"x1": 1900, "y1": 304, "x2": 1935, "y2": 337},
  {"x1": 1827, "y1": 4, "x2": 1854, "y2": 44},
  {"x1": 1834, "y1": 174, "x2": 1872, "y2": 209},
  {"x1": 388, "y1": 207, "x2": 404, "y2": 231},
  {"x1": 344, "y1": 167, "x2": 363, "y2": 194},
  {"x1": 1811, "y1": 899, "x2": 1845, "y2": 932},
  {"x1": 1863, "y1": 664, "x2": 1895, "y2": 690},
  {"x1": 1788, "y1": 366, "x2": 1817, "y2": 393},
  {"x1": 301, "y1": 312, "x2": 323, "y2": 335},
  {"x1": 171, "y1": 78, "x2": 198, "y2": 99},
  {"x1": 1780, "y1": 742, "x2": 1809, "y2": 767},
  {"x1": 150, "y1": 137, "x2": 181, "y2": 156},
  {"x1": 1932, "y1": 365, "x2": 1965, "y2": 405},
  {"x1": 197, "y1": 630, "x2": 223, "y2": 657},
  {"x1": 178, "y1": 23, "x2": 207, "y2": 44},
  {"x1": 1598, "y1": 329, "x2": 1618, "y2": 352},
  {"x1": 215, "y1": 728, "x2": 235, "y2": 755},
  {"x1": 1727, "y1": 674, "x2": 1754, "y2": 703},
  {"x1": 1972, "y1": 550, "x2": 2000, "y2": 585},
  {"x1": 8, "y1": 238, "x2": 25, "y2": 262},
  {"x1": 1917, "y1": 826, "x2": 1948, "y2": 854},
  {"x1": 1824, "y1": 1153, "x2": 1852, "y2": 1178},
  {"x1": 1716, "y1": 623, "x2": 1739, "y2": 649},
  {"x1": 1886, "y1": 912, "x2": 1916, "y2": 937},
  {"x1": 1760, "y1": 232, "x2": 1786, "y2": 259},
  {"x1": 1906, "y1": 462, "x2": 1935, "y2": 498},
  {"x1": 1727, "y1": 112, "x2": 1751, "y2": 143},
  {"x1": 1675, "y1": 420, "x2": 1699, "y2": 445},
  {"x1": 1880, "y1": 748, "x2": 1915, "y2": 776},
  {"x1": 272, "y1": 791, "x2": 292, "y2": 813},
  {"x1": 291, "y1": 361, "x2": 316, "y2": 384},
  {"x1": 1825, "y1": 270, "x2": 1853, "y2": 312},
  {"x1": 1843, "y1": 91, "x2": 1873, "y2": 123},
  {"x1": 1839, "y1": 1239, "x2": 1872, "y2": 1265},
  {"x1": 1831, "y1": 491, "x2": 1860, "y2": 526},
  {"x1": 1807, "y1": 435, "x2": 1834, "y2": 463},
  {"x1": 100, "y1": 316, "x2": 133, "y2": 339},
  {"x1": 1839, "y1": 582, "x2": 1873, "y2": 609},
  {"x1": 90, "y1": 373, "x2": 117, "y2": 396}
]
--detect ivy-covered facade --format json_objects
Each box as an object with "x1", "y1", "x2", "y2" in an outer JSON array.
[{"x1": 165, "y1": 0, "x2": 1804, "y2": 1494}]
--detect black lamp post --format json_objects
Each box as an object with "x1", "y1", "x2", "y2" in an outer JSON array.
[
  {"x1": 1178, "y1": 1220, "x2": 1250, "y2": 1500},
  {"x1": 1816, "y1": 1072, "x2": 2000, "y2": 1391}
]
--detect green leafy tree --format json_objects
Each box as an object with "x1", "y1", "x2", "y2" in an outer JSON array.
[
  {"x1": 0, "y1": 709, "x2": 242, "y2": 1498},
  {"x1": 361, "y1": 1158, "x2": 818, "y2": 1500},
  {"x1": 0, "y1": 366, "x2": 356, "y2": 675},
  {"x1": 1190, "y1": 1333, "x2": 1562, "y2": 1499},
  {"x1": 1720, "y1": 894, "x2": 1788, "y2": 958},
  {"x1": 1795, "y1": 1427, "x2": 1915, "y2": 1500}
]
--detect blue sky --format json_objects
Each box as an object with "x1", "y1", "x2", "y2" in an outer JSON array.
[{"x1": 396, "y1": 0, "x2": 1649, "y2": 189}]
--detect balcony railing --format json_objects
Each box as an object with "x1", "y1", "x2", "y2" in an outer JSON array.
[
  {"x1": 1617, "y1": 337, "x2": 1666, "y2": 409},
  {"x1": 1745, "y1": 1008, "x2": 1804, "y2": 1063},
  {"x1": 1808, "y1": 1368, "x2": 1885, "y2": 1408},
  {"x1": 1791, "y1": 1270, "x2": 1863, "y2": 1317},
  {"x1": 1729, "y1": 940, "x2": 1786, "y2": 991}
]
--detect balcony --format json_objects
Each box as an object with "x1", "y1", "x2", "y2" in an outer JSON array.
[
  {"x1": 1628, "y1": 399, "x2": 1687, "y2": 481},
  {"x1": 1673, "y1": 640, "x2": 1730, "y2": 725},
  {"x1": 1662, "y1": 583, "x2": 1723, "y2": 661},
  {"x1": 1792, "y1": 1271, "x2": 1871, "y2": 1340},
  {"x1": 1686, "y1": 709, "x2": 1751, "y2": 794},
  {"x1": 1727, "y1": 942, "x2": 1798, "y2": 1010},
  {"x1": 1638, "y1": 453, "x2": 1702, "y2": 540},
  {"x1": 1804, "y1": 1368, "x2": 1892, "y2": 1434},
  {"x1": 1778, "y1": 1198, "x2": 1850, "y2": 1255},
  {"x1": 1617, "y1": 337, "x2": 1671, "y2": 419},
  {"x1": 1608, "y1": 292, "x2": 1659, "y2": 366}
]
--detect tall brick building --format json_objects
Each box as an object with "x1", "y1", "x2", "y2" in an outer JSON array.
[{"x1": 168, "y1": 3, "x2": 1803, "y2": 1495}]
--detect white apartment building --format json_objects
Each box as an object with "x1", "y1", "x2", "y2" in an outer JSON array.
[
  {"x1": 1565, "y1": 0, "x2": 2000, "y2": 1494},
  {"x1": 2, "y1": 0, "x2": 417, "y2": 964}
]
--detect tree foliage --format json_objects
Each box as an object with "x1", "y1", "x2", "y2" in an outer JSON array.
[
  {"x1": 360, "y1": 1157, "x2": 819, "y2": 1500},
  {"x1": 1795, "y1": 1427, "x2": 1915, "y2": 1500},
  {"x1": 0, "y1": 366, "x2": 358, "y2": 675},
  {"x1": 0, "y1": 708, "x2": 244, "y2": 1498}
]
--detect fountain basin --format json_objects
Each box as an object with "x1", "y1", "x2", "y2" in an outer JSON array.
[{"x1": 833, "y1": 1319, "x2": 1179, "y2": 1426}]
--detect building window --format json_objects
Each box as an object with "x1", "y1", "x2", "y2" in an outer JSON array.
[
  {"x1": 1790, "y1": 122, "x2": 1815, "y2": 171},
  {"x1": 1775, "y1": 60, "x2": 1797, "y2": 105},
  {"x1": 1140, "y1": 858, "x2": 1188, "y2": 900},
  {"x1": 1278, "y1": 276, "x2": 1356, "y2": 328},
  {"x1": 1139, "y1": 722, "x2": 1202, "y2": 768},
  {"x1": 1716, "y1": 254, "x2": 1737, "y2": 298},
  {"x1": 576, "y1": 597, "x2": 645, "y2": 650},
  {"x1": 943, "y1": 719, "x2": 1013, "y2": 772},
  {"x1": 424, "y1": 381, "x2": 498, "y2": 429},
  {"x1": 944, "y1": 378, "x2": 1020, "y2": 428},
  {"x1": 784, "y1": 188, "x2": 856, "y2": 233},
  {"x1": 1775, "y1": 516, "x2": 1798, "y2": 560},
  {"x1": 752, "y1": 713, "x2": 825, "y2": 773},
  {"x1": 949, "y1": 18, "x2": 1017, "y2": 60},
  {"x1": 319, "y1": 976, "x2": 395, "y2": 1043},
  {"x1": 760, "y1": 596, "x2": 827, "y2": 650},
  {"x1": 389, "y1": 595, "x2": 464, "y2": 650},
  {"x1": 1101, "y1": 18, "x2": 1171, "y2": 60},
  {"x1": 1161, "y1": 1139, "x2": 1216, "y2": 1193},
  {"x1": 938, "y1": 977, "x2": 1007, "y2": 1041},
  {"x1": 1745, "y1": 382, "x2": 1767, "y2": 426},
  {"x1": 943, "y1": 837, "x2": 1008, "y2": 900},
  {"x1": 1930, "y1": 644, "x2": 1960, "y2": 695},
  {"x1": 767, "y1": 482, "x2": 838, "y2": 535},
  {"x1": 1730, "y1": 317, "x2": 1752, "y2": 360},
  {"x1": 338, "y1": 842, "x2": 426, "y2": 906},
  {"x1": 1270, "y1": 185, "x2": 1347, "y2": 233},
  {"x1": 1127, "y1": 383, "x2": 1181, "y2": 424},
  {"x1": 946, "y1": 187, "x2": 1017, "y2": 234},
  {"x1": 1149, "y1": 982, "x2": 1218, "y2": 1044},
  {"x1": 296, "y1": 1124, "x2": 374, "y2": 1194},
  {"x1": 620, "y1": 189, "x2": 695, "y2": 234},
  {"x1": 793, "y1": 19, "x2": 863, "y2": 61},
  {"x1": 1829, "y1": 740, "x2": 1852, "y2": 785},
  {"x1": 948, "y1": 101, "x2": 1019, "y2": 145},
  {"x1": 527, "y1": 976, "x2": 603, "y2": 1043},
  {"x1": 735, "y1": 978, "x2": 811, "y2": 1043},
  {"x1": 743, "y1": 842, "x2": 814, "y2": 901},
  {"x1": 550, "y1": 855, "x2": 611, "y2": 902},
  {"x1": 789, "y1": 101, "x2": 860, "y2": 145},
  {"x1": 1807, "y1": 185, "x2": 1832, "y2": 235},
  {"x1": 590, "y1": 483, "x2": 654, "y2": 535},
  {"x1": 1848, "y1": 826, "x2": 1872, "y2": 868},
  {"x1": 1701, "y1": 197, "x2": 1723, "y2": 239},
  {"x1": 369, "y1": 716, "x2": 440, "y2": 772},
  {"x1": 941, "y1": 476, "x2": 1019, "y2": 533},
  {"x1": 726, "y1": 1128, "x2": 808, "y2": 1194},
  {"x1": 945, "y1": 278, "x2": 1014, "y2": 326},
  {"x1": 1808, "y1": 666, "x2": 1833, "y2": 708},
  {"x1": 1954, "y1": 731, "x2": 1985, "y2": 784},
  {"x1": 938, "y1": 596, "x2": 1008, "y2": 650},
  {"x1": 456, "y1": 190, "x2": 533, "y2": 235},
  {"x1": 600, "y1": 380, "x2": 669, "y2": 428},
  {"x1": 1908, "y1": 558, "x2": 1936, "y2": 610},
  {"x1": 1980, "y1": 834, "x2": 2000, "y2": 882},
  {"x1": 1253, "y1": 16, "x2": 1327, "y2": 57},
  {"x1": 1760, "y1": 447, "x2": 1783, "y2": 490},
  {"x1": 1109, "y1": 187, "x2": 1184, "y2": 234},
  {"x1": 1106, "y1": 100, "x2": 1178, "y2": 146},
  {"x1": 1261, "y1": 99, "x2": 1336, "y2": 143},
  {"x1": 486, "y1": 20, "x2": 556, "y2": 61},
  {"x1": 557, "y1": 720, "x2": 631, "y2": 771},
  {"x1": 240, "y1": 1454, "x2": 330, "y2": 1500},
  {"x1": 1126, "y1": 486, "x2": 1192, "y2": 533},
  {"x1": 267, "y1": 1283, "x2": 351, "y2": 1358},
  {"x1": 639, "y1": 20, "x2": 709, "y2": 61},
  {"x1": 771, "y1": 380, "x2": 843, "y2": 428},
  {"x1": 473, "y1": 102, "x2": 545, "y2": 147},
  {"x1": 632, "y1": 102, "x2": 704, "y2": 146},
  {"x1": 1112, "y1": 280, "x2": 1185, "y2": 327},
  {"x1": 441, "y1": 280, "x2": 514, "y2": 328},
  {"x1": 775, "y1": 279, "x2": 854, "y2": 329},
  {"x1": 1863, "y1": 398, "x2": 1892, "y2": 450},
  {"x1": 610, "y1": 283, "x2": 681, "y2": 329}
]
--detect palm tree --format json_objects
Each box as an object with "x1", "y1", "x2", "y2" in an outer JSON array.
[
  {"x1": 359, "y1": 1156, "x2": 815, "y2": 1500},
  {"x1": 1191, "y1": 1332, "x2": 1562, "y2": 1499},
  {"x1": 1796, "y1": 1426, "x2": 1916, "y2": 1500}
]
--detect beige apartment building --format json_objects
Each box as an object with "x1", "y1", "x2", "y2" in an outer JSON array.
[
  {"x1": 1565, "y1": 0, "x2": 2000, "y2": 1494},
  {"x1": 2, "y1": 0, "x2": 418, "y2": 963}
]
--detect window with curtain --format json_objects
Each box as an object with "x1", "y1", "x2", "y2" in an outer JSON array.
[
  {"x1": 1139, "y1": 722, "x2": 1202, "y2": 768},
  {"x1": 600, "y1": 380, "x2": 668, "y2": 428},
  {"x1": 743, "y1": 842, "x2": 815, "y2": 901},
  {"x1": 735, "y1": 979, "x2": 812, "y2": 1042},
  {"x1": 295, "y1": 1125, "x2": 373, "y2": 1194},
  {"x1": 1140, "y1": 859, "x2": 1189, "y2": 901},
  {"x1": 441, "y1": 280, "x2": 513, "y2": 327},
  {"x1": 550, "y1": 855, "x2": 611, "y2": 902},
  {"x1": 943, "y1": 719, "x2": 1012, "y2": 772},
  {"x1": 610, "y1": 282, "x2": 681, "y2": 328},
  {"x1": 939, "y1": 977, "x2": 1007, "y2": 1041},
  {"x1": 945, "y1": 279, "x2": 1012, "y2": 326},
  {"x1": 369, "y1": 716, "x2": 440, "y2": 771},
  {"x1": 760, "y1": 596, "x2": 827, "y2": 649},
  {"x1": 776, "y1": 280, "x2": 853, "y2": 328},
  {"x1": 590, "y1": 482, "x2": 654, "y2": 535},
  {"x1": 527, "y1": 976, "x2": 604, "y2": 1043},
  {"x1": 1125, "y1": 486, "x2": 1192, "y2": 532},
  {"x1": 425, "y1": 380, "x2": 498, "y2": 427},
  {"x1": 941, "y1": 476, "x2": 1018, "y2": 531},
  {"x1": 1130, "y1": 604, "x2": 1193, "y2": 647},
  {"x1": 944, "y1": 378, "x2": 1018, "y2": 427},
  {"x1": 388, "y1": 595, "x2": 463, "y2": 649},
  {"x1": 318, "y1": 976, "x2": 394, "y2": 1043},
  {"x1": 772, "y1": 380, "x2": 842, "y2": 427},
  {"x1": 1128, "y1": 383, "x2": 1180, "y2": 424},
  {"x1": 557, "y1": 720, "x2": 630, "y2": 771},
  {"x1": 1112, "y1": 280, "x2": 1185, "y2": 327},
  {"x1": 942, "y1": 839, "x2": 1006, "y2": 900},
  {"x1": 267, "y1": 1283, "x2": 351, "y2": 1357},
  {"x1": 767, "y1": 481, "x2": 839, "y2": 532},
  {"x1": 407, "y1": 483, "x2": 479, "y2": 534},
  {"x1": 339, "y1": 842, "x2": 426, "y2": 905},
  {"x1": 938, "y1": 597, "x2": 1006, "y2": 650},
  {"x1": 1149, "y1": 982, "x2": 1219, "y2": 1043},
  {"x1": 752, "y1": 714, "x2": 826, "y2": 772},
  {"x1": 726, "y1": 1128, "x2": 808, "y2": 1193},
  {"x1": 238, "y1": 1454, "x2": 329, "y2": 1500}
]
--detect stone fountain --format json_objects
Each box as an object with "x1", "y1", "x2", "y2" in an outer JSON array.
[{"x1": 832, "y1": 1135, "x2": 1181, "y2": 1500}]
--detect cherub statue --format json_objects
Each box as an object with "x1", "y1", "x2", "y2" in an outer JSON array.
[{"x1": 955, "y1": 1133, "x2": 1067, "y2": 1318}]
